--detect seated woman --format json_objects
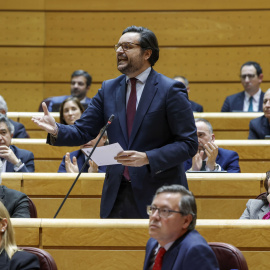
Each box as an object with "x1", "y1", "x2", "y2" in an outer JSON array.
[
  {"x1": 248, "y1": 89, "x2": 270, "y2": 139},
  {"x1": 240, "y1": 171, "x2": 270, "y2": 219},
  {"x1": 0, "y1": 201, "x2": 40, "y2": 269},
  {"x1": 58, "y1": 97, "x2": 107, "y2": 173}
]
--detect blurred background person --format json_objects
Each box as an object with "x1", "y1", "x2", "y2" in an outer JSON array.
[
  {"x1": 0, "y1": 201, "x2": 40, "y2": 269},
  {"x1": 240, "y1": 171, "x2": 270, "y2": 219},
  {"x1": 173, "y1": 76, "x2": 203, "y2": 112},
  {"x1": 58, "y1": 97, "x2": 107, "y2": 173},
  {"x1": 248, "y1": 88, "x2": 270, "y2": 139}
]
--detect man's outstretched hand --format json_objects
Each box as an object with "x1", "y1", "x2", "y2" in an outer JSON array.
[{"x1": 32, "y1": 102, "x2": 57, "y2": 134}]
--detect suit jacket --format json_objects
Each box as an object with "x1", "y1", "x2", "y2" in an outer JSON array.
[
  {"x1": 240, "y1": 199, "x2": 269, "y2": 219},
  {"x1": 9, "y1": 119, "x2": 29, "y2": 138},
  {"x1": 190, "y1": 100, "x2": 203, "y2": 112},
  {"x1": 47, "y1": 69, "x2": 198, "y2": 218},
  {"x1": 58, "y1": 149, "x2": 107, "y2": 173},
  {"x1": 0, "y1": 250, "x2": 40, "y2": 270},
  {"x1": 143, "y1": 230, "x2": 219, "y2": 270},
  {"x1": 5, "y1": 145, "x2": 35, "y2": 173},
  {"x1": 248, "y1": 115, "x2": 270, "y2": 139},
  {"x1": 221, "y1": 90, "x2": 264, "y2": 112},
  {"x1": 0, "y1": 185, "x2": 30, "y2": 218},
  {"x1": 47, "y1": 95, "x2": 92, "y2": 112},
  {"x1": 184, "y1": 147, "x2": 240, "y2": 173}
]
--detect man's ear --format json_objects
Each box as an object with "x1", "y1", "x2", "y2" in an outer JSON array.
[
  {"x1": 0, "y1": 109, "x2": 6, "y2": 115},
  {"x1": 144, "y1": 49, "x2": 152, "y2": 61},
  {"x1": 211, "y1": 133, "x2": 215, "y2": 142},
  {"x1": 182, "y1": 214, "x2": 193, "y2": 230}
]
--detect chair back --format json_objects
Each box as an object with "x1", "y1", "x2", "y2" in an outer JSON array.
[
  {"x1": 208, "y1": 242, "x2": 248, "y2": 270},
  {"x1": 39, "y1": 97, "x2": 52, "y2": 112},
  {"x1": 256, "y1": 192, "x2": 267, "y2": 200},
  {"x1": 20, "y1": 247, "x2": 58, "y2": 270},
  {"x1": 27, "y1": 196, "x2": 38, "y2": 218}
]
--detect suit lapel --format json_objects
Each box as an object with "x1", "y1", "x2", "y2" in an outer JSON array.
[
  {"x1": 259, "y1": 92, "x2": 264, "y2": 111},
  {"x1": 236, "y1": 91, "x2": 245, "y2": 111},
  {"x1": 0, "y1": 186, "x2": 5, "y2": 205},
  {"x1": 258, "y1": 204, "x2": 270, "y2": 219},
  {"x1": 116, "y1": 77, "x2": 129, "y2": 146},
  {"x1": 143, "y1": 240, "x2": 157, "y2": 270},
  {"x1": 129, "y1": 70, "x2": 158, "y2": 147}
]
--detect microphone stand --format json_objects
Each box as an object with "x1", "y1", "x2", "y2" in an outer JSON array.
[{"x1": 54, "y1": 114, "x2": 114, "y2": 218}]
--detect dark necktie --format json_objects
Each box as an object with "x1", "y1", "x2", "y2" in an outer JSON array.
[
  {"x1": 248, "y1": 96, "x2": 253, "y2": 112},
  {"x1": 201, "y1": 160, "x2": 207, "y2": 171},
  {"x1": 123, "y1": 78, "x2": 137, "y2": 180},
  {"x1": 153, "y1": 247, "x2": 166, "y2": 270}
]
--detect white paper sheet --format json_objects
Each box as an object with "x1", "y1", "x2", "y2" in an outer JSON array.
[{"x1": 81, "y1": 143, "x2": 124, "y2": 166}]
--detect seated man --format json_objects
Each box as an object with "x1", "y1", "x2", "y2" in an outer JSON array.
[
  {"x1": 0, "y1": 95, "x2": 29, "y2": 138},
  {"x1": 0, "y1": 115, "x2": 34, "y2": 172},
  {"x1": 184, "y1": 118, "x2": 240, "y2": 172},
  {"x1": 248, "y1": 88, "x2": 270, "y2": 139},
  {"x1": 144, "y1": 184, "x2": 219, "y2": 270},
  {"x1": 173, "y1": 76, "x2": 203, "y2": 112},
  {"x1": 221, "y1": 61, "x2": 264, "y2": 112},
  {"x1": 0, "y1": 185, "x2": 30, "y2": 218},
  {"x1": 58, "y1": 128, "x2": 108, "y2": 173},
  {"x1": 41, "y1": 70, "x2": 92, "y2": 112}
]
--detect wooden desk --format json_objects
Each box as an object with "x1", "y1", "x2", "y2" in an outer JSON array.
[
  {"x1": 11, "y1": 218, "x2": 270, "y2": 270},
  {"x1": 3, "y1": 173, "x2": 266, "y2": 219}
]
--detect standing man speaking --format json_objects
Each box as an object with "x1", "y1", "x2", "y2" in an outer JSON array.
[{"x1": 32, "y1": 26, "x2": 198, "y2": 219}]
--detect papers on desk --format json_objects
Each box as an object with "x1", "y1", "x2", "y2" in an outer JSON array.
[{"x1": 81, "y1": 143, "x2": 124, "y2": 166}]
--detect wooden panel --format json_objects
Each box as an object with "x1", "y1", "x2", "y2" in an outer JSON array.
[
  {"x1": 11, "y1": 218, "x2": 41, "y2": 246},
  {"x1": 0, "y1": 83, "x2": 44, "y2": 112},
  {"x1": 31, "y1": 198, "x2": 101, "y2": 218},
  {"x1": 0, "y1": 48, "x2": 44, "y2": 81},
  {"x1": 0, "y1": 1, "x2": 44, "y2": 10},
  {"x1": 45, "y1": 11, "x2": 270, "y2": 46},
  {"x1": 0, "y1": 12, "x2": 45, "y2": 45},
  {"x1": 239, "y1": 161, "x2": 270, "y2": 174},
  {"x1": 44, "y1": 0, "x2": 270, "y2": 10},
  {"x1": 1, "y1": 172, "x2": 22, "y2": 190},
  {"x1": 47, "y1": 250, "x2": 145, "y2": 270}
]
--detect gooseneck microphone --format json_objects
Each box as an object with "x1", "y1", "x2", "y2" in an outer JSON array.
[{"x1": 54, "y1": 114, "x2": 115, "y2": 218}]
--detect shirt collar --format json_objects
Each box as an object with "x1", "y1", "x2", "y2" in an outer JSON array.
[
  {"x1": 244, "y1": 88, "x2": 261, "y2": 103},
  {"x1": 125, "y1": 67, "x2": 151, "y2": 84}
]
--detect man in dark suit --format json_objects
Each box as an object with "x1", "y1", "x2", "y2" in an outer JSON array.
[
  {"x1": 0, "y1": 95, "x2": 29, "y2": 138},
  {"x1": 221, "y1": 61, "x2": 264, "y2": 112},
  {"x1": 173, "y1": 76, "x2": 203, "y2": 112},
  {"x1": 32, "y1": 26, "x2": 198, "y2": 219},
  {"x1": 248, "y1": 88, "x2": 270, "y2": 139},
  {"x1": 0, "y1": 185, "x2": 30, "y2": 218},
  {"x1": 144, "y1": 185, "x2": 219, "y2": 270},
  {"x1": 40, "y1": 70, "x2": 92, "y2": 112},
  {"x1": 0, "y1": 115, "x2": 34, "y2": 173},
  {"x1": 184, "y1": 118, "x2": 240, "y2": 172}
]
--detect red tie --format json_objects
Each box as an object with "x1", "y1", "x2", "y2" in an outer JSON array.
[
  {"x1": 123, "y1": 78, "x2": 137, "y2": 180},
  {"x1": 153, "y1": 247, "x2": 166, "y2": 270}
]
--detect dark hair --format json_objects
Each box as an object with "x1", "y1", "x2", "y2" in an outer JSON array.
[
  {"x1": 173, "y1": 76, "x2": 189, "y2": 87},
  {"x1": 154, "y1": 185, "x2": 197, "y2": 231},
  {"x1": 241, "y1": 61, "x2": 263, "y2": 76},
  {"x1": 122, "y1": 26, "x2": 159, "y2": 66},
  {"x1": 261, "y1": 171, "x2": 270, "y2": 203},
  {"x1": 59, "y1": 97, "x2": 85, "y2": 125},
  {"x1": 71, "y1": 70, "x2": 92, "y2": 87},
  {"x1": 0, "y1": 114, "x2": 14, "y2": 134}
]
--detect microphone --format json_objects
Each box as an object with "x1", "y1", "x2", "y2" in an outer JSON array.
[{"x1": 54, "y1": 114, "x2": 114, "y2": 218}]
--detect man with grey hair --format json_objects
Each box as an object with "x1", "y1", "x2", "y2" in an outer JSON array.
[
  {"x1": 144, "y1": 184, "x2": 219, "y2": 270},
  {"x1": 184, "y1": 118, "x2": 240, "y2": 172},
  {"x1": 173, "y1": 76, "x2": 203, "y2": 112},
  {"x1": 0, "y1": 114, "x2": 34, "y2": 172},
  {"x1": 0, "y1": 95, "x2": 29, "y2": 138}
]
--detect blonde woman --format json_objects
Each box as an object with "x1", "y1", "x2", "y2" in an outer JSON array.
[{"x1": 0, "y1": 201, "x2": 40, "y2": 269}]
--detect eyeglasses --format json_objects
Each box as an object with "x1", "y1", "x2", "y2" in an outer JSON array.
[
  {"x1": 114, "y1": 42, "x2": 141, "y2": 52},
  {"x1": 240, "y1": 74, "x2": 256, "y2": 80},
  {"x1": 147, "y1": 205, "x2": 182, "y2": 219}
]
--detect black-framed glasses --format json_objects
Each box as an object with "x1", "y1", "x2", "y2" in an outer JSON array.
[
  {"x1": 114, "y1": 42, "x2": 141, "y2": 52},
  {"x1": 147, "y1": 205, "x2": 182, "y2": 219},
  {"x1": 240, "y1": 74, "x2": 256, "y2": 80}
]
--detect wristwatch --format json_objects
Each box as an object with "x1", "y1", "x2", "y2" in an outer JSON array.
[
  {"x1": 14, "y1": 159, "x2": 23, "y2": 170},
  {"x1": 212, "y1": 163, "x2": 219, "y2": 171}
]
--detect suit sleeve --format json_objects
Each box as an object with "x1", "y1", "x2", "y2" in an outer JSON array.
[
  {"x1": 219, "y1": 151, "x2": 240, "y2": 173},
  {"x1": 248, "y1": 120, "x2": 259, "y2": 139},
  {"x1": 19, "y1": 151, "x2": 35, "y2": 172},
  {"x1": 145, "y1": 82, "x2": 198, "y2": 174},
  {"x1": 181, "y1": 244, "x2": 219, "y2": 270},
  {"x1": 58, "y1": 155, "x2": 67, "y2": 172},
  {"x1": 239, "y1": 200, "x2": 252, "y2": 219},
  {"x1": 14, "y1": 122, "x2": 29, "y2": 138},
  {"x1": 10, "y1": 251, "x2": 40, "y2": 270},
  {"x1": 221, "y1": 97, "x2": 230, "y2": 112},
  {"x1": 10, "y1": 192, "x2": 30, "y2": 218}
]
